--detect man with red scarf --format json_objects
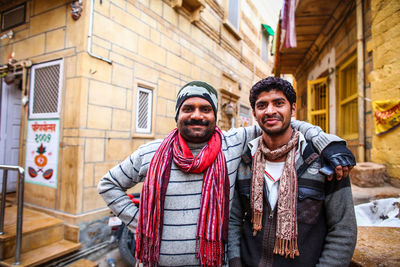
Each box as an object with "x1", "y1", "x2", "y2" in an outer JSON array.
[{"x1": 98, "y1": 81, "x2": 355, "y2": 266}]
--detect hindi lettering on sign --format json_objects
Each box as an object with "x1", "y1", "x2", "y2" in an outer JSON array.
[{"x1": 31, "y1": 122, "x2": 57, "y2": 132}]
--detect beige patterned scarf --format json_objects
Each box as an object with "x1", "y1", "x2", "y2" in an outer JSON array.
[{"x1": 251, "y1": 130, "x2": 300, "y2": 259}]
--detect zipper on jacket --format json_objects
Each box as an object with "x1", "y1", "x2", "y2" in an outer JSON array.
[{"x1": 260, "y1": 206, "x2": 275, "y2": 267}]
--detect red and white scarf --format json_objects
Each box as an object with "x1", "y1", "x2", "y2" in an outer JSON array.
[{"x1": 135, "y1": 127, "x2": 229, "y2": 266}]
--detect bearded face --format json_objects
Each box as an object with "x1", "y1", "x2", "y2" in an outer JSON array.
[{"x1": 177, "y1": 97, "x2": 216, "y2": 143}]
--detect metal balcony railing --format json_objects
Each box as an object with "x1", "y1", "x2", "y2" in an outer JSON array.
[{"x1": 0, "y1": 165, "x2": 25, "y2": 265}]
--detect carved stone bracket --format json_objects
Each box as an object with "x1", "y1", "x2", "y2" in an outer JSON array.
[{"x1": 170, "y1": 0, "x2": 205, "y2": 23}]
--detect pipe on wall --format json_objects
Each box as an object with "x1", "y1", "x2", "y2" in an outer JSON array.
[{"x1": 356, "y1": 0, "x2": 365, "y2": 162}]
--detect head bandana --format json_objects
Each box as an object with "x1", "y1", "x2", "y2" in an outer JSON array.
[{"x1": 175, "y1": 81, "x2": 218, "y2": 121}]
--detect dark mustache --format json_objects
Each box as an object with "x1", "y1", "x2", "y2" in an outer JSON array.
[
  {"x1": 262, "y1": 115, "x2": 282, "y2": 122},
  {"x1": 184, "y1": 119, "x2": 209, "y2": 126}
]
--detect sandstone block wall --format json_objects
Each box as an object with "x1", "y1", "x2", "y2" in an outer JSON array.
[
  {"x1": 0, "y1": 0, "x2": 280, "y2": 220},
  {"x1": 74, "y1": 0, "x2": 278, "y2": 213},
  {"x1": 0, "y1": 0, "x2": 90, "y2": 217},
  {"x1": 296, "y1": 7, "x2": 357, "y2": 121},
  {"x1": 295, "y1": 1, "x2": 375, "y2": 164},
  {"x1": 370, "y1": 0, "x2": 400, "y2": 183},
  {"x1": 295, "y1": 6, "x2": 359, "y2": 158}
]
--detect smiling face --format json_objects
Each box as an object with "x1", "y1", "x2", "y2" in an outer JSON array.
[
  {"x1": 253, "y1": 90, "x2": 296, "y2": 137},
  {"x1": 177, "y1": 97, "x2": 216, "y2": 143}
]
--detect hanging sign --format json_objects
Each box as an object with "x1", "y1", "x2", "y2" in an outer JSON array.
[
  {"x1": 25, "y1": 119, "x2": 60, "y2": 188},
  {"x1": 372, "y1": 100, "x2": 400, "y2": 135}
]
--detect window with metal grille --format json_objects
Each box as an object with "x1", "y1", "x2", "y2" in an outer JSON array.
[
  {"x1": 338, "y1": 55, "x2": 358, "y2": 139},
  {"x1": 1, "y1": 3, "x2": 26, "y2": 31},
  {"x1": 228, "y1": 0, "x2": 240, "y2": 31},
  {"x1": 135, "y1": 86, "x2": 153, "y2": 133},
  {"x1": 29, "y1": 60, "x2": 63, "y2": 119},
  {"x1": 307, "y1": 76, "x2": 329, "y2": 132}
]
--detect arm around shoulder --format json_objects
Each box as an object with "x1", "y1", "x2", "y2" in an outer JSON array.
[{"x1": 291, "y1": 119, "x2": 344, "y2": 153}]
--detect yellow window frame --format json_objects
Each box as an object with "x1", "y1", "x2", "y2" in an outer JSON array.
[
  {"x1": 307, "y1": 76, "x2": 329, "y2": 132},
  {"x1": 338, "y1": 54, "x2": 358, "y2": 140}
]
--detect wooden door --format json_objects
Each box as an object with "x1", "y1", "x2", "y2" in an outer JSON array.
[{"x1": 0, "y1": 77, "x2": 22, "y2": 192}]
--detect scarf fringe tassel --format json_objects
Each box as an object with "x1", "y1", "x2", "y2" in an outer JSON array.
[
  {"x1": 196, "y1": 238, "x2": 223, "y2": 266},
  {"x1": 251, "y1": 212, "x2": 263, "y2": 236},
  {"x1": 273, "y1": 237, "x2": 300, "y2": 259},
  {"x1": 137, "y1": 236, "x2": 160, "y2": 267}
]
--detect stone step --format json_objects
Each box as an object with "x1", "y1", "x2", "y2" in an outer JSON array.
[
  {"x1": 0, "y1": 239, "x2": 81, "y2": 267},
  {"x1": 0, "y1": 205, "x2": 64, "y2": 259},
  {"x1": 67, "y1": 259, "x2": 99, "y2": 267},
  {"x1": 351, "y1": 182, "x2": 400, "y2": 205}
]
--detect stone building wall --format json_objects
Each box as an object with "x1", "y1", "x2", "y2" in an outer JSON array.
[
  {"x1": 0, "y1": 0, "x2": 95, "y2": 223},
  {"x1": 293, "y1": 0, "x2": 399, "y2": 183},
  {"x1": 295, "y1": 7, "x2": 358, "y2": 121},
  {"x1": 369, "y1": 0, "x2": 400, "y2": 184},
  {"x1": 293, "y1": 0, "x2": 375, "y2": 164},
  {"x1": 79, "y1": 0, "x2": 276, "y2": 214},
  {"x1": 294, "y1": 6, "x2": 359, "y2": 157},
  {"x1": 0, "y1": 0, "x2": 279, "y2": 224}
]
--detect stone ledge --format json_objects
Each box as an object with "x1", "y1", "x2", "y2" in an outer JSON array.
[
  {"x1": 351, "y1": 162, "x2": 386, "y2": 187},
  {"x1": 390, "y1": 177, "x2": 400, "y2": 188},
  {"x1": 351, "y1": 182, "x2": 400, "y2": 205}
]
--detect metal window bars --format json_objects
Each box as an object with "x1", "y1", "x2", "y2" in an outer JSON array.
[{"x1": 0, "y1": 165, "x2": 25, "y2": 265}]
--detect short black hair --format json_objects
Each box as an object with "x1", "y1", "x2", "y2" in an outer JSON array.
[{"x1": 249, "y1": 76, "x2": 296, "y2": 110}]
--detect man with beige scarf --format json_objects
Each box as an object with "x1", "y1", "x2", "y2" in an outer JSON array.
[{"x1": 228, "y1": 77, "x2": 357, "y2": 267}]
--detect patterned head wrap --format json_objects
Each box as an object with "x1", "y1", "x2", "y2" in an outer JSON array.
[{"x1": 175, "y1": 81, "x2": 218, "y2": 121}]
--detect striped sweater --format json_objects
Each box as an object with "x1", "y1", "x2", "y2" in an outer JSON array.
[{"x1": 97, "y1": 120, "x2": 342, "y2": 266}]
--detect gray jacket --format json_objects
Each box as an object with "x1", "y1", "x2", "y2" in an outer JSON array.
[{"x1": 228, "y1": 134, "x2": 357, "y2": 267}]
